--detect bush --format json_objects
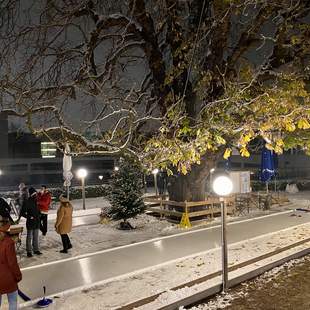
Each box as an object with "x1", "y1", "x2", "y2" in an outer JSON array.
[
  {"x1": 1, "y1": 185, "x2": 109, "y2": 202},
  {"x1": 51, "y1": 185, "x2": 109, "y2": 201}
]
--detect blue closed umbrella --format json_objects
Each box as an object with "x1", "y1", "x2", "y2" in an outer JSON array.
[{"x1": 260, "y1": 146, "x2": 275, "y2": 191}]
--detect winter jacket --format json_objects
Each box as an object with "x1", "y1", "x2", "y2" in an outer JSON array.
[
  {"x1": 37, "y1": 191, "x2": 52, "y2": 214},
  {"x1": 0, "y1": 198, "x2": 14, "y2": 224},
  {"x1": 20, "y1": 195, "x2": 40, "y2": 230},
  {"x1": 55, "y1": 201, "x2": 73, "y2": 235},
  {"x1": 0, "y1": 226, "x2": 22, "y2": 294},
  {"x1": 0, "y1": 198, "x2": 11, "y2": 219}
]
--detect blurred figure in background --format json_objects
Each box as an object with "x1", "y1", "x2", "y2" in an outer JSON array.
[{"x1": 0, "y1": 216, "x2": 22, "y2": 310}]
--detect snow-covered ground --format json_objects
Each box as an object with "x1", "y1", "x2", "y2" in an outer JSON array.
[
  {"x1": 16, "y1": 192, "x2": 303, "y2": 269},
  {"x1": 189, "y1": 256, "x2": 310, "y2": 310},
  {"x1": 20, "y1": 218, "x2": 310, "y2": 309},
  {"x1": 18, "y1": 213, "x2": 179, "y2": 269},
  {"x1": 16, "y1": 191, "x2": 298, "y2": 269},
  {"x1": 1, "y1": 191, "x2": 306, "y2": 310}
]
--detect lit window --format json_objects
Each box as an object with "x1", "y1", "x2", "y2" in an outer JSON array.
[{"x1": 41, "y1": 142, "x2": 57, "y2": 158}]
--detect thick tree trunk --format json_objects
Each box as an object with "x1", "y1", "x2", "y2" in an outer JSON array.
[{"x1": 168, "y1": 154, "x2": 217, "y2": 202}]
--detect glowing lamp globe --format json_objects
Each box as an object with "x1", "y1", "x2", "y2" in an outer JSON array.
[
  {"x1": 152, "y1": 168, "x2": 159, "y2": 175},
  {"x1": 212, "y1": 175, "x2": 233, "y2": 196},
  {"x1": 77, "y1": 168, "x2": 88, "y2": 179}
]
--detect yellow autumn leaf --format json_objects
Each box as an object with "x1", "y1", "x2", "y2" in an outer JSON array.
[
  {"x1": 240, "y1": 147, "x2": 250, "y2": 157},
  {"x1": 239, "y1": 133, "x2": 252, "y2": 146},
  {"x1": 206, "y1": 142, "x2": 213, "y2": 149},
  {"x1": 274, "y1": 145, "x2": 283, "y2": 154},
  {"x1": 166, "y1": 168, "x2": 173, "y2": 176},
  {"x1": 276, "y1": 139, "x2": 284, "y2": 147},
  {"x1": 223, "y1": 148, "x2": 232, "y2": 160},
  {"x1": 265, "y1": 143, "x2": 274, "y2": 151},
  {"x1": 284, "y1": 121, "x2": 296, "y2": 132},
  {"x1": 260, "y1": 123, "x2": 273, "y2": 131},
  {"x1": 297, "y1": 119, "x2": 310, "y2": 130},
  {"x1": 215, "y1": 135, "x2": 226, "y2": 145},
  {"x1": 180, "y1": 164, "x2": 188, "y2": 175}
]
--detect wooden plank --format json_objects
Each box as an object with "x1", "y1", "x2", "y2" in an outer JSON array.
[
  {"x1": 144, "y1": 199, "x2": 187, "y2": 207},
  {"x1": 188, "y1": 210, "x2": 220, "y2": 217},
  {"x1": 146, "y1": 207, "x2": 183, "y2": 217},
  {"x1": 186, "y1": 199, "x2": 220, "y2": 207}
]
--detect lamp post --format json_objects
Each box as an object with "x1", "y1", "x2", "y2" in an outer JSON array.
[
  {"x1": 114, "y1": 166, "x2": 119, "y2": 172},
  {"x1": 77, "y1": 168, "x2": 88, "y2": 210},
  {"x1": 212, "y1": 175, "x2": 233, "y2": 292},
  {"x1": 98, "y1": 175, "x2": 103, "y2": 181},
  {"x1": 152, "y1": 168, "x2": 159, "y2": 196}
]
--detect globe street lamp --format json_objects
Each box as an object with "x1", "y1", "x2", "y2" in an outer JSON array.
[
  {"x1": 98, "y1": 175, "x2": 103, "y2": 181},
  {"x1": 152, "y1": 168, "x2": 159, "y2": 196},
  {"x1": 114, "y1": 166, "x2": 119, "y2": 172},
  {"x1": 212, "y1": 175, "x2": 233, "y2": 292},
  {"x1": 77, "y1": 168, "x2": 88, "y2": 210}
]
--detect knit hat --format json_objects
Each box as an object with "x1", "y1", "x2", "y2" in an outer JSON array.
[
  {"x1": 28, "y1": 187, "x2": 37, "y2": 196},
  {"x1": 59, "y1": 193, "x2": 69, "y2": 203}
]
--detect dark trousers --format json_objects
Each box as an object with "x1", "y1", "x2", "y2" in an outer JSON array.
[
  {"x1": 40, "y1": 213, "x2": 48, "y2": 236},
  {"x1": 61, "y1": 234, "x2": 72, "y2": 251}
]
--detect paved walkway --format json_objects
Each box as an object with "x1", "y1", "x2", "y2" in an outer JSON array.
[{"x1": 19, "y1": 210, "x2": 310, "y2": 300}]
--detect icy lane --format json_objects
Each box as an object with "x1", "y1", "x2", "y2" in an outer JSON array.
[{"x1": 19, "y1": 210, "x2": 310, "y2": 300}]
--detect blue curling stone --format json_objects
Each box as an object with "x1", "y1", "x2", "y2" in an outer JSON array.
[{"x1": 36, "y1": 298, "x2": 53, "y2": 308}]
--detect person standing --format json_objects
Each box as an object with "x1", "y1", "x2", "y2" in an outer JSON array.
[
  {"x1": 0, "y1": 216, "x2": 22, "y2": 310},
  {"x1": 0, "y1": 198, "x2": 14, "y2": 224},
  {"x1": 55, "y1": 194, "x2": 73, "y2": 253},
  {"x1": 17, "y1": 183, "x2": 28, "y2": 209},
  {"x1": 16, "y1": 183, "x2": 28, "y2": 224},
  {"x1": 20, "y1": 187, "x2": 42, "y2": 257},
  {"x1": 37, "y1": 185, "x2": 51, "y2": 236}
]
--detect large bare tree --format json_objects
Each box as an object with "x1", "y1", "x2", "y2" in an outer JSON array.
[{"x1": 1, "y1": 0, "x2": 310, "y2": 200}]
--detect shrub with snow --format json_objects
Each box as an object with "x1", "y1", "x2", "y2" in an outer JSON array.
[{"x1": 107, "y1": 158, "x2": 145, "y2": 229}]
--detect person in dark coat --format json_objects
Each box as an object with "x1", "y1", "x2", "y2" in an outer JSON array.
[
  {"x1": 0, "y1": 216, "x2": 22, "y2": 310},
  {"x1": 20, "y1": 187, "x2": 42, "y2": 257},
  {"x1": 0, "y1": 198, "x2": 14, "y2": 224},
  {"x1": 55, "y1": 194, "x2": 73, "y2": 253}
]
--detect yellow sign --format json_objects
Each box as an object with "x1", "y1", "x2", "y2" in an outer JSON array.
[{"x1": 179, "y1": 213, "x2": 192, "y2": 228}]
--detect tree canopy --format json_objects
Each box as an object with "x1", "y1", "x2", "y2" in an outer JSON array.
[{"x1": 0, "y1": 0, "x2": 309, "y2": 175}]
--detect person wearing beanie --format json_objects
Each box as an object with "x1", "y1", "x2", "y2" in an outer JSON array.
[
  {"x1": 0, "y1": 216, "x2": 22, "y2": 310},
  {"x1": 20, "y1": 187, "x2": 42, "y2": 257},
  {"x1": 55, "y1": 194, "x2": 73, "y2": 253}
]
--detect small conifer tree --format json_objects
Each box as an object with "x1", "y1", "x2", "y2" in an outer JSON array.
[{"x1": 108, "y1": 159, "x2": 145, "y2": 229}]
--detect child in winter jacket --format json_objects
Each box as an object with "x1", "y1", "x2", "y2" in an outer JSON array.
[{"x1": 0, "y1": 216, "x2": 22, "y2": 310}]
